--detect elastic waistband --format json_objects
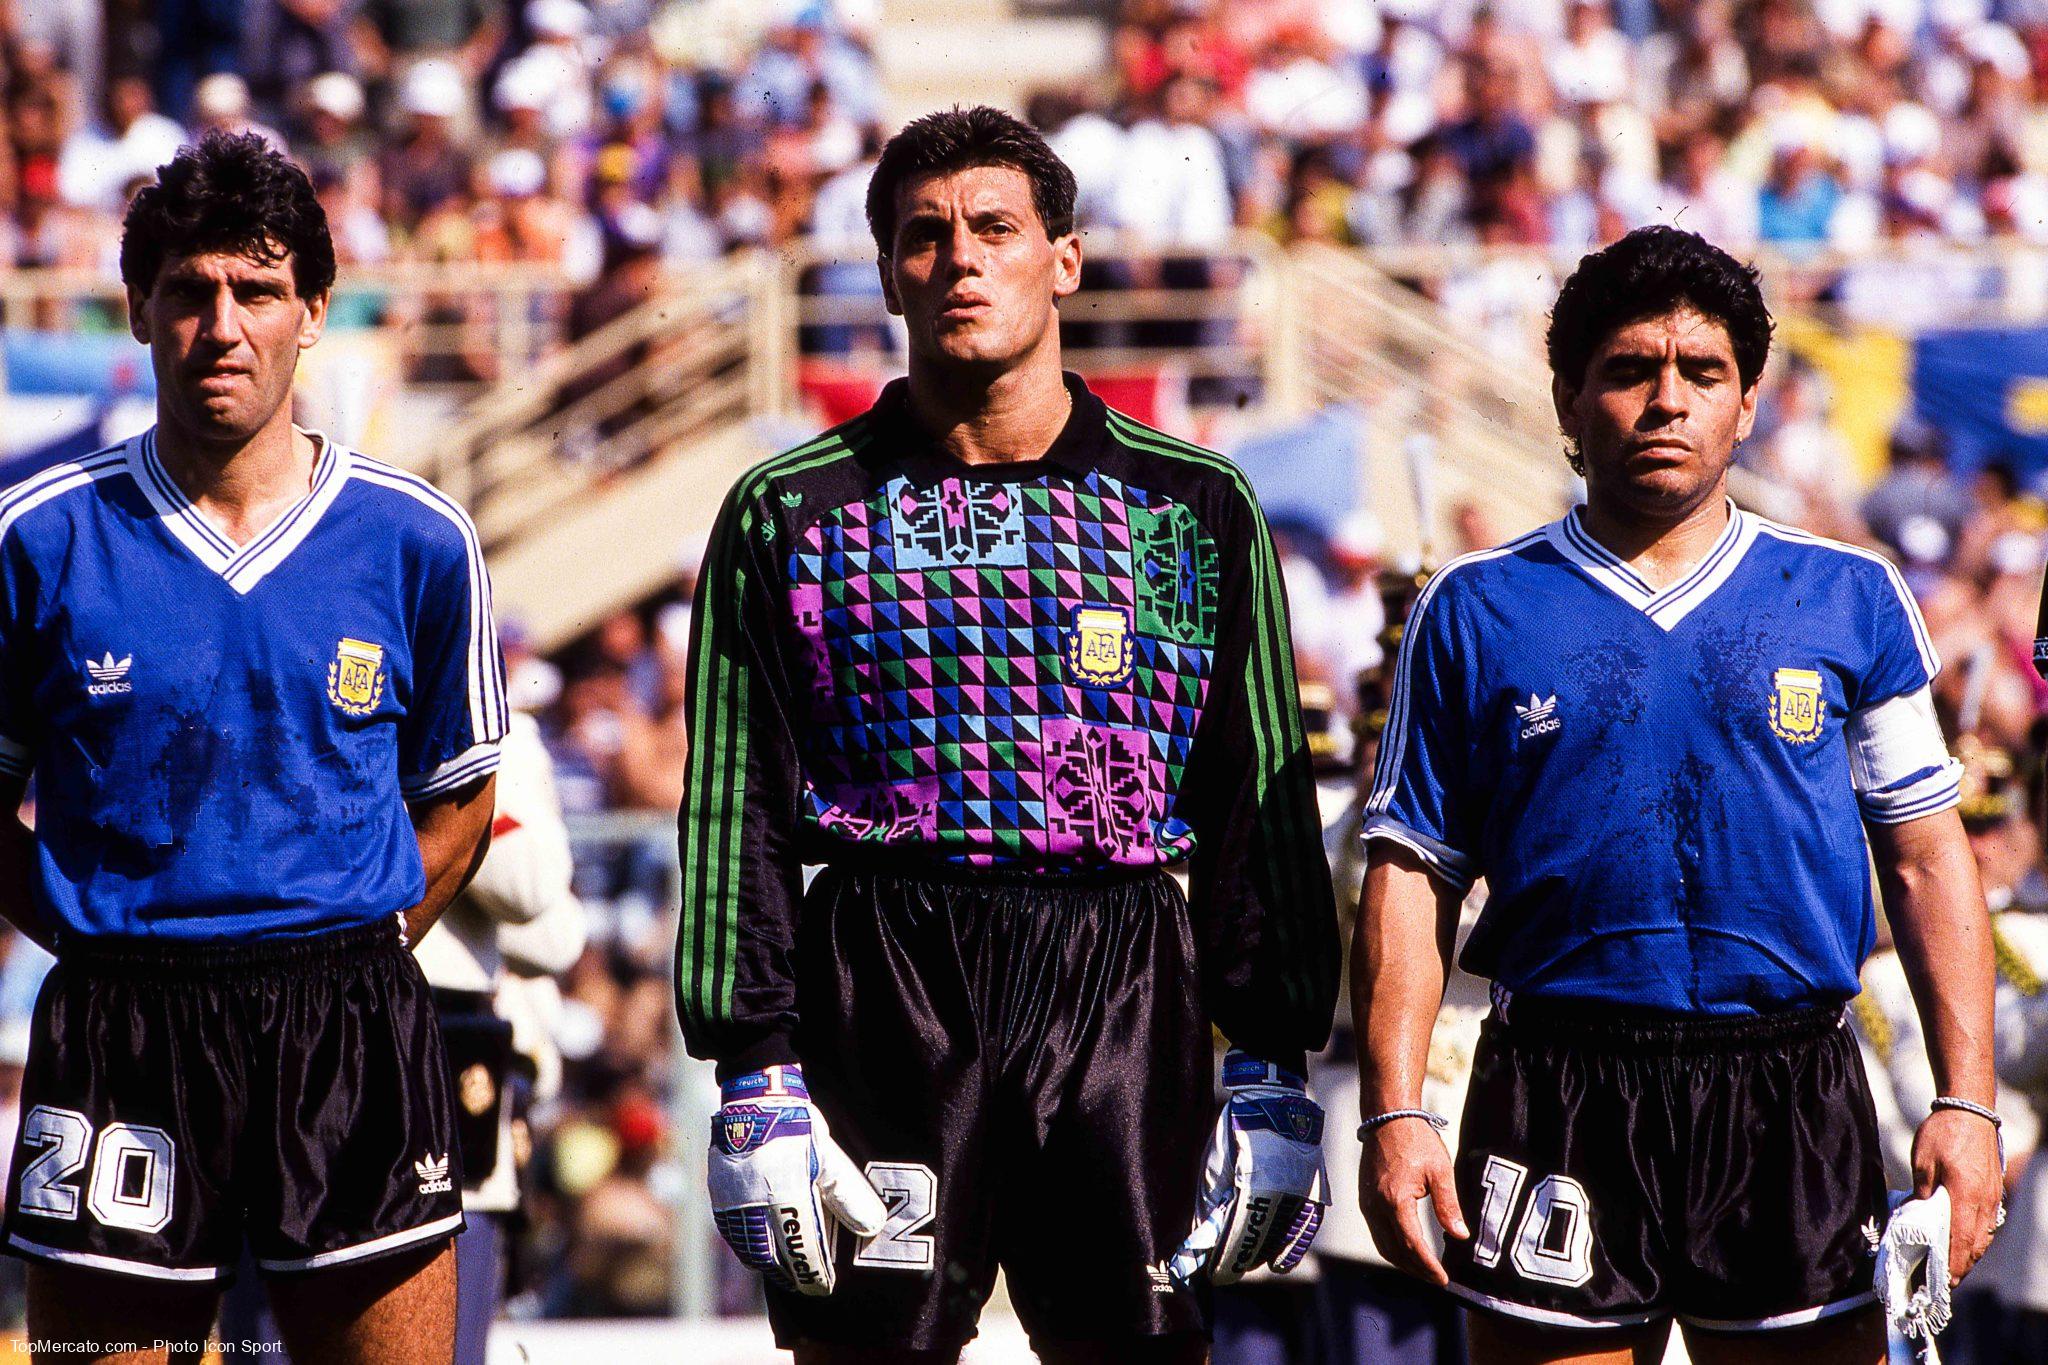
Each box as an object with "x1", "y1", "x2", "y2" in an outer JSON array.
[
  {"x1": 57, "y1": 917, "x2": 404, "y2": 978},
  {"x1": 1488, "y1": 983, "x2": 1848, "y2": 1054},
  {"x1": 819, "y1": 853, "x2": 1170, "y2": 893}
]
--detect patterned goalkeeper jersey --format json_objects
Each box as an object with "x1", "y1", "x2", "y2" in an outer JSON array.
[{"x1": 676, "y1": 376, "x2": 1337, "y2": 1074}]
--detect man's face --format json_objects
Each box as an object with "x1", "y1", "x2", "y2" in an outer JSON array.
[
  {"x1": 1554, "y1": 305, "x2": 1757, "y2": 517},
  {"x1": 880, "y1": 164, "x2": 1080, "y2": 376},
  {"x1": 128, "y1": 248, "x2": 328, "y2": 445}
]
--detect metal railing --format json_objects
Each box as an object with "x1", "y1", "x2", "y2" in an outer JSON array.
[
  {"x1": 1363, "y1": 237, "x2": 2048, "y2": 331},
  {"x1": 0, "y1": 261, "x2": 572, "y2": 406}
]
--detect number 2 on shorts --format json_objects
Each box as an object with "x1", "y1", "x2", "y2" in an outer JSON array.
[
  {"x1": 852, "y1": 1161, "x2": 937, "y2": 1271},
  {"x1": 17, "y1": 1105, "x2": 177, "y2": 1234},
  {"x1": 1471, "y1": 1154, "x2": 1595, "y2": 1287}
]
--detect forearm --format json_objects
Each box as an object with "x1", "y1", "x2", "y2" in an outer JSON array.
[
  {"x1": 404, "y1": 775, "x2": 496, "y2": 946},
  {"x1": 0, "y1": 817, "x2": 51, "y2": 951},
  {"x1": 1878, "y1": 812, "x2": 1996, "y2": 1105},
  {"x1": 1353, "y1": 846, "x2": 1458, "y2": 1114}
]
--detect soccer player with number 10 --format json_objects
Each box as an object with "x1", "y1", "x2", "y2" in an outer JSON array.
[{"x1": 1354, "y1": 227, "x2": 2003, "y2": 1365}]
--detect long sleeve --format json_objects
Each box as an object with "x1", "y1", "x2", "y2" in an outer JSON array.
[
  {"x1": 1178, "y1": 488, "x2": 1340, "y2": 1067},
  {"x1": 674, "y1": 478, "x2": 809, "y2": 1079}
]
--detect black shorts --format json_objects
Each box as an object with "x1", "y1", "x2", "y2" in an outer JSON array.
[
  {"x1": 1444, "y1": 989, "x2": 1886, "y2": 1334},
  {"x1": 768, "y1": 863, "x2": 1212, "y2": 1351},
  {"x1": 3, "y1": 920, "x2": 465, "y2": 1283}
]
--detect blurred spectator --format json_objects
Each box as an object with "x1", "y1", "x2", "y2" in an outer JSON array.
[
  {"x1": 191, "y1": 72, "x2": 289, "y2": 151},
  {"x1": 55, "y1": 75, "x2": 184, "y2": 212},
  {"x1": 381, "y1": 59, "x2": 475, "y2": 229}
]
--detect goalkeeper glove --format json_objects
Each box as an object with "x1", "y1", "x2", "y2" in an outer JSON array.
[
  {"x1": 708, "y1": 1064, "x2": 886, "y2": 1295},
  {"x1": 1168, "y1": 1050, "x2": 1329, "y2": 1287}
]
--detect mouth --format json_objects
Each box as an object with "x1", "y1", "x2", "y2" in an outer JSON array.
[{"x1": 938, "y1": 298, "x2": 991, "y2": 322}]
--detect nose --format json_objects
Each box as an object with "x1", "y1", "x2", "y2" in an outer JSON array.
[
  {"x1": 1643, "y1": 360, "x2": 1686, "y2": 424},
  {"x1": 941, "y1": 220, "x2": 986, "y2": 279},
  {"x1": 197, "y1": 284, "x2": 243, "y2": 348}
]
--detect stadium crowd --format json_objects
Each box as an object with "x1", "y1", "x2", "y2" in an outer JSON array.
[{"x1": 1045, "y1": 0, "x2": 2048, "y2": 257}]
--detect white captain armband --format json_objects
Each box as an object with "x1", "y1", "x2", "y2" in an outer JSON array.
[{"x1": 1845, "y1": 686, "x2": 1962, "y2": 824}]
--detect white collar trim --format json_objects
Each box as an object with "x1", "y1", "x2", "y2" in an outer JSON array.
[
  {"x1": 1545, "y1": 499, "x2": 1759, "y2": 631},
  {"x1": 129, "y1": 428, "x2": 352, "y2": 594}
]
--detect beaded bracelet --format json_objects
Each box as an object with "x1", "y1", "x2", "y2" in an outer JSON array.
[{"x1": 1357, "y1": 1109, "x2": 1449, "y2": 1141}]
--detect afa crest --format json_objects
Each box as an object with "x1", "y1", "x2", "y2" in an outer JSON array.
[
  {"x1": 1066, "y1": 606, "x2": 1134, "y2": 688},
  {"x1": 1768, "y1": 667, "x2": 1826, "y2": 744},
  {"x1": 328, "y1": 638, "x2": 387, "y2": 717}
]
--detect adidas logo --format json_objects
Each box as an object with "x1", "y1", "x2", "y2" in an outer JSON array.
[
  {"x1": 1514, "y1": 692, "x2": 1559, "y2": 739},
  {"x1": 414, "y1": 1153, "x2": 454, "y2": 1195},
  {"x1": 85, "y1": 652, "x2": 133, "y2": 696}
]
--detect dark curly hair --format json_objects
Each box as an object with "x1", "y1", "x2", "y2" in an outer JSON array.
[
  {"x1": 1546, "y1": 225, "x2": 1773, "y2": 396},
  {"x1": 120, "y1": 131, "x2": 336, "y2": 300},
  {"x1": 866, "y1": 105, "x2": 1077, "y2": 256}
]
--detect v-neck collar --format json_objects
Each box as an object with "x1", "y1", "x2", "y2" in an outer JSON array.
[
  {"x1": 1546, "y1": 498, "x2": 1759, "y2": 631},
  {"x1": 129, "y1": 426, "x2": 352, "y2": 595}
]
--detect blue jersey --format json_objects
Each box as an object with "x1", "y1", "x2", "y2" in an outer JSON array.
[
  {"x1": 1364, "y1": 504, "x2": 1958, "y2": 1014},
  {"x1": 0, "y1": 429, "x2": 508, "y2": 942}
]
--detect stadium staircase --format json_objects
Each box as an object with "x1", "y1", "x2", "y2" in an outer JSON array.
[
  {"x1": 423, "y1": 257, "x2": 784, "y2": 650},
  {"x1": 1282, "y1": 244, "x2": 1575, "y2": 559}
]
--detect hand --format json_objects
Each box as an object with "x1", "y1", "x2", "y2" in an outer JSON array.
[
  {"x1": 1167, "y1": 1051, "x2": 1330, "y2": 1287},
  {"x1": 1910, "y1": 1107, "x2": 2003, "y2": 1283},
  {"x1": 707, "y1": 1064, "x2": 887, "y2": 1296},
  {"x1": 1357, "y1": 1114, "x2": 1468, "y2": 1286}
]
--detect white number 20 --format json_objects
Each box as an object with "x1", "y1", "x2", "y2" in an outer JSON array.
[
  {"x1": 852, "y1": 1161, "x2": 937, "y2": 1271},
  {"x1": 17, "y1": 1106, "x2": 176, "y2": 1234},
  {"x1": 1472, "y1": 1155, "x2": 1595, "y2": 1288}
]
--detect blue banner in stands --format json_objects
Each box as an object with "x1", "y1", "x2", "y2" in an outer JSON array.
[
  {"x1": 1912, "y1": 326, "x2": 2048, "y2": 480},
  {"x1": 3, "y1": 331, "x2": 155, "y2": 399}
]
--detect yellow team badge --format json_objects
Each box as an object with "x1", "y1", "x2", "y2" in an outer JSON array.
[
  {"x1": 1066, "y1": 606, "x2": 1134, "y2": 687},
  {"x1": 1768, "y1": 667, "x2": 1826, "y2": 744},
  {"x1": 328, "y1": 637, "x2": 387, "y2": 717}
]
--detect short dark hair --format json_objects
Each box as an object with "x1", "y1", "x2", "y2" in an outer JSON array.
[
  {"x1": 865, "y1": 105, "x2": 1077, "y2": 256},
  {"x1": 120, "y1": 131, "x2": 336, "y2": 300},
  {"x1": 1546, "y1": 226, "x2": 1773, "y2": 394}
]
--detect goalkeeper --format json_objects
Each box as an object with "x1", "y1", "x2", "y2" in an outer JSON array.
[{"x1": 672, "y1": 105, "x2": 1338, "y2": 1357}]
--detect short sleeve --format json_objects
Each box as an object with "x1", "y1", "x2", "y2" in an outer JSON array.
[
  {"x1": 1857, "y1": 556, "x2": 1939, "y2": 707},
  {"x1": 1361, "y1": 574, "x2": 1477, "y2": 891},
  {"x1": 399, "y1": 512, "x2": 508, "y2": 802}
]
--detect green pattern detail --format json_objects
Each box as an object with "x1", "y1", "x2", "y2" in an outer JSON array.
[{"x1": 1130, "y1": 502, "x2": 1220, "y2": 646}]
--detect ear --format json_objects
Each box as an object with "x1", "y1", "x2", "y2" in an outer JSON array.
[
  {"x1": 1551, "y1": 372, "x2": 1581, "y2": 446},
  {"x1": 126, "y1": 286, "x2": 151, "y2": 346},
  {"x1": 877, "y1": 255, "x2": 902, "y2": 317},
  {"x1": 1051, "y1": 230, "x2": 1082, "y2": 303},
  {"x1": 1734, "y1": 375, "x2": 1760, "y2": 446},
  {"x1": 298, "y1": 289, "x2": 330, "y2": 352}
]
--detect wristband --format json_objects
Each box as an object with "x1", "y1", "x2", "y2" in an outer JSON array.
[
  {"x1": 1930, "y1": 1096, "x2": 2007, "y2": 1174},
  {"x1": 1357, "y1": 1109, "x2": 1448, "y2": 1140}
]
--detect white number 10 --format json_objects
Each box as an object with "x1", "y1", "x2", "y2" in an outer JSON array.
[{"x1": 1471, "y1": 1155, "x2": 1595, "y2": 1287}]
